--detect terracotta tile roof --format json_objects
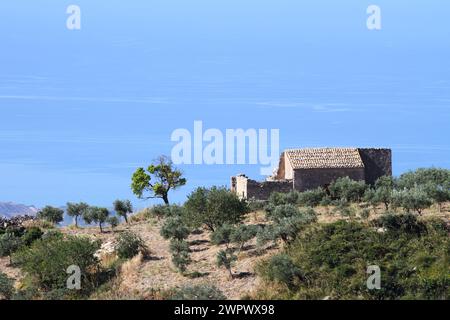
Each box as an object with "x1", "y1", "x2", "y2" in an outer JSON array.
[{"x1": 285, "y1": 148, "x2": 364, "y2": 169}]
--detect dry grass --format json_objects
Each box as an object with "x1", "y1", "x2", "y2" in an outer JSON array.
[{"x1": 4, "y1": 202, "x2": 448, "y2": 300}]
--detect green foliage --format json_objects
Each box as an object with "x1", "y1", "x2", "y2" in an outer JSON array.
[
  {"x1": 230, "y1": 224, "x2": 259, "y2": 252},
  {"x1": 397, "y1": 168, "x2": 449, "y2": 189},
  {"x1": 168, "y1": 284, "x2": 226, "y2": 300},
  {"x1": 83, "y1": 206, "x2": 110, "y2": 232},
  {"x1": 266, "y1": 204, "x2": 300, "y2": 223},
  {"x1": 216, "y1": 249, "x2": 237, "y2": 279},
  {"x1": 66, "y1": 202, "x2": 89, "y2": 227},
  {"x1": 22, "y1": 227, "x2": 43, "y2": 246},
  {"x1": 259, "y1": 207, "x2": 317, "y2": 245},
  {"x1": 365, "y1": 176, "x2": 395, "y2": 210},
  {"x1": 0, "y1": 271, "x2": 14, "y2": 300},
  {"x1": 116, "y1": 231, "x2": 148, "y2": 260},
  {"x1": 0, "y1": 233, "x2": 22, "y2": 263},
  {"x1": 185, "y1": 186, "x2": 249, "y2": 232},
  {"x1": 373, "y1": 213, "x2": 427, "y2": 236},
  {"x1": 297, "y1": 188, "x2": 327, "y2": 207},
  {"x1": 332, "y1": 199, "x2": 356, "y2": 218},
  {"x1": 160, "y1": 216, "x2": 190, "y2": 241},
  {"x1": 131, "y1": 155, "x2": 187, "y2": 205},
  {"x1": 113, "y1": 199, "x2": 133, "y2": 223},
  {"x1": 256, "y1": 225, "x2": 277, "y2": 248},
  {"x1": 247, "y1": 200, "x2": 267, "y2": 212},
  {"x1": 359, "y1": 208, "x2": 371, "y2": 220},
  {"x1": 423, "y1": 182, "x2": 450, "y2": 211},
  {"x1": 169, "y1": 239, "x2": 191, "y2": 273},
  {"x1": 210, "y1": 224, "x2": 235, "y2": 247},
  {"x1": 42, "y1": 230, "x2": 64, "y2": 241},
  {"x1": 258, "y1": 254, "x2": 302, "y2": 289},
  {"x1": 274, "y1": 210, "x2": 317, "y2": 244},
  {"x1": 391, "y1": 188, "x2": 433, "y2": 214},
  {"x1": 329, "y1": 177, "x2": 367, "y2": 202},
  {"x1": 107, "y1": 216, "x2": 120, "y2": 230},
  {"x1": 256, "y1": 219, "x2": 449, "y2": 300},
  {"x1": 37, "y1": 206, "x2": 64, "y2": 225},
  {"x1": 13, "y1": 235, "x2": 101, "y2": 297},
  {"x1": 268, "y1": 191, "x2": 299, "y2": 206},
  {"x1": 150, "y1": 204, "x2": 185, "y2": 221}
]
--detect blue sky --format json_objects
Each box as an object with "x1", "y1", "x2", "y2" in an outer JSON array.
[{"x1": 0, "y1": 1, "x2": 449, "y2": 208}]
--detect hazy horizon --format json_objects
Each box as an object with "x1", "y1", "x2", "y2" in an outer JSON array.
[{"x1": 1, "y1": 1, "x2": 449, "y2": 207}]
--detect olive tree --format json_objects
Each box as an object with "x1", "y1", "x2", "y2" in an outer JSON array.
[
  {"x1": 113, "y1": 199, "x2": 133, "y2": 224},
  {"x1": 184, "y1": 186, "x2": 249, "y2": 232},
  {"x1": 83, "y1": 206, "x2": 110, "y2": 232},
  {"x1": 37, "y1": 206, "x2": 64, "y2": 225},
  {"x1": 66, "y1": 202, "x2": 89, "y2": 228}
]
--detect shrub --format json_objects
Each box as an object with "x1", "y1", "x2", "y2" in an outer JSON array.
[
  {"x1": 0, "y1": 272, "x2": 14, "y2": 300},
  {"x1": 266, "y1": 204, "x2": 300, "y2": 223},
  {"x1": 268, "y1": 191, "x2": 299, "y2": 206},
  {"x1": 274, "y1": 210, "x2": 317, "y2": 244},
  {"x1": 332, "y1": 199, "x2": 356, "y2": 218},
  {"x1": 150, "y1": 205, "x2": 171, "y2": 220},
  {"x1": 268, "y1": 192, "x2": 287, "y2": 206},
  {"x1": 230, "y1": 224, "x2": 259, "y2": 252},
  {"x1": 168, "y1": 284, "x2": 226, "y2": 300},
  {"x1": 247, "y1": 200, "x2": 266, "y2": 212},
  {"x1": 329, "y1": 177, "x2": 367, "y2": 202},
  {"x1": 210, "y1": 224, "x2": 235, "y2": 247},
  {"x1": 216, "y1": 249, "x2": 237, "y2": 279},
  {"x1": 0, "y1": 233, "x2": 22, "y2": 264},
  {"x1": 297, "y1": 188, "x2": 327, "y2": 207},
  {"x1": 160, "y1": 217, "x2": 190, "y2": 241},
  {"x1": 373, "y1": 213, "x2": 427, "y2": 236},
  {"x1": 37, "y1": 206, "x2": 64, "y2": 225},
  {"x1": 259, "y1": 254, "x2": 302, "y2": 289},
  {"x1": 22, "y1": 227, "x2": 43, "y2": 246},
  {"x1": 256, "y1": 225, "x2": 277, "y2": 248},
  {"x1": 130, "y1": 207, "x2": 152, "y2": 222},
  {"x1": 42, "y1": 230, "x2": 64, "y2": 241},
  {"x1": 259, "y1": 208, "x2": 316, "y2": 246},
  {"x1": 359, "y1": 208, "x2": 371, "y2": 220},
  {"x1": 169, "y1": 239, "x2": 191, "y2": 273},
  {"x1": 13, "y1": 236, "x2": 101, "y2": 297},
  {"x1": 116, "y1": 231, "x2": 148, "y2": 260},
  {"x1": 254, "y1": 220, "x2": 449, "y2": 300},
  {"x1": 185, "y1": 187, "x2": 249, "y2": 232}
]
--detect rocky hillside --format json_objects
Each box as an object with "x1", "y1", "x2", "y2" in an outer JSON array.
[{"x1": 0, "y1": 202, "x2": 38, "y2": 218}]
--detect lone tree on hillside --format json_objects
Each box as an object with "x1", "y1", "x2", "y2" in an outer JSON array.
[
  {"x1": 83, "y1": 206, "x2": 110, "y2": 233},
  {"x1": 131, "y1": 156, "x2": 186, "y2": 205},
  {"x1": 66, "y1": 202, "x2": 90, "y2": 228},
  {"x1": 113, "y1": 199, "x2": 133, "y2": 224},
  {"x1": 37, "y1": 206, "x2": 64, "y2": 225}
]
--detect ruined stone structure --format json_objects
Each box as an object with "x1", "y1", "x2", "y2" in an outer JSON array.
[{"x1": 231, "y1": 147, "x2": 392, "y2": 200}]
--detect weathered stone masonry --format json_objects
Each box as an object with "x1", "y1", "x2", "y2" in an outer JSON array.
[{"x1": 231, "y1": 147, "x2": 392, "y2": 200}]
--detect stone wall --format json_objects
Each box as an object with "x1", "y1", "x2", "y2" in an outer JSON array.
[
  {"x1": 293, "y1": 167, "x2": 365, "y2": 192},
  {"x1": 246, "y1": 179, "x2": 293, "y2": 200},
  {"x1": 358, "y1": 148, "x2": 392, "y2": 185},
  {"x1": 232, "y1": 147, "x2": 393, "y2": 200}
]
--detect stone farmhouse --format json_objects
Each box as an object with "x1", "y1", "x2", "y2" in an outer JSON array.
[{"x1": 231, "y1": 147, "x2": 392, "y2": 200}]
